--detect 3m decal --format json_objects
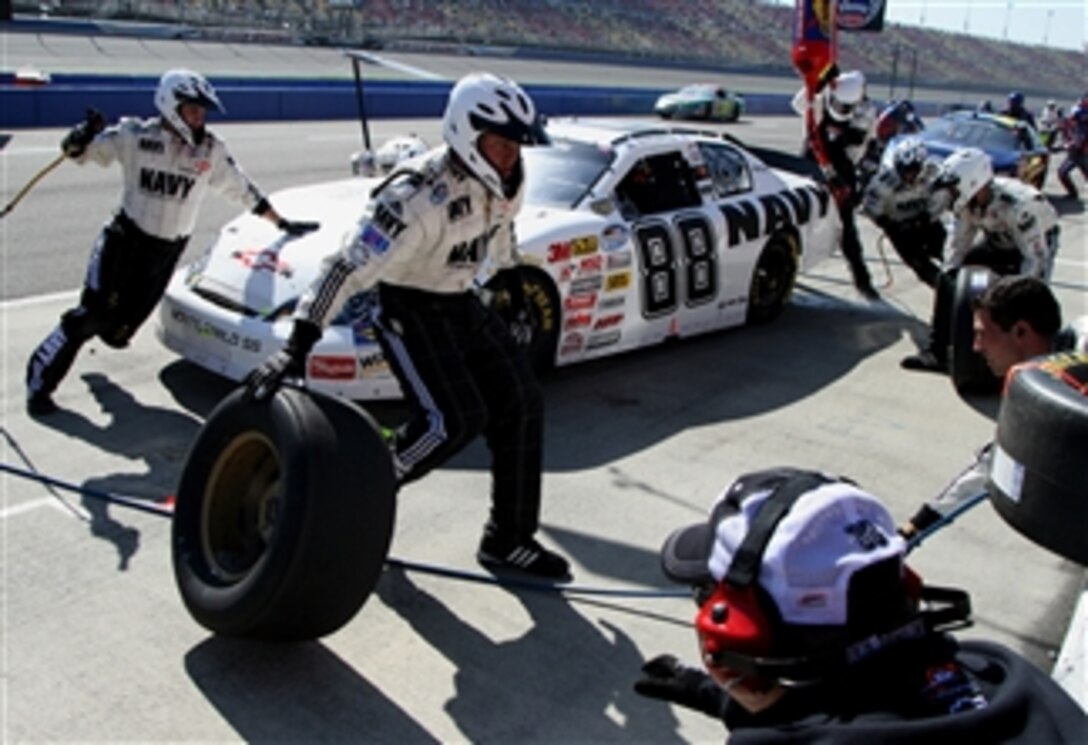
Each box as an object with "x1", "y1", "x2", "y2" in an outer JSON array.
[{"x1": 547, "y1": 241, "x2": 572, "y2": 263}]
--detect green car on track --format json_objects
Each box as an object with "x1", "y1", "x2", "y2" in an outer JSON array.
[{"x1": 654, "y1": 84, "x2": 745, "y2": 122}]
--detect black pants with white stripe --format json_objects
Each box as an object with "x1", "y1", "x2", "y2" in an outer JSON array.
[
  {"x1": 374, "y1": 283, "x2": 544, "y2": 540},
  {"x1": 26, "y1": 211, "x2": 186, "y2": 398}
]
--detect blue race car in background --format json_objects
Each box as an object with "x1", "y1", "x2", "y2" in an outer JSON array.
[
  {"x1": 654, "y1": 84, "x2": 745, "y2": 123},
  {"x1": 906, "y1": 110, "x2": 1049, "y2": 188}
]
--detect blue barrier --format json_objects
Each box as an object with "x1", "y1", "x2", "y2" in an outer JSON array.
[{"x1": 0, "y1": 74, "x2": 801, "y2": 129}]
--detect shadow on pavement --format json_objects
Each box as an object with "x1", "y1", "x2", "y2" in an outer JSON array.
[
  {"x1": 376, "y1": 566, "x2": 692, "y2": 743},
  {"x1": 184, "y1": 636, "x2": 438, "y2": 743},
  {"x1": 26, "y1": 372, "x2": 198, "y2": 570}
]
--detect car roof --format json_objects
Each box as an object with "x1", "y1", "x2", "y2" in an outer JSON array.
[{"x1": 546, "y1": 117, "x2": 723, "y2": 146}]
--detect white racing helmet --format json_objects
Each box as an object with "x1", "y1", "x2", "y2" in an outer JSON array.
[
  {"x1": 155, "y1": 68, "x2": 224, "y2": 146},
  {"x1": 941, "y1": 147, "x2": 994, "y2": 212},
  {"x1": 442, "y1": 72, "x2": 549, "y2": 198},
  {"x1": 890, "y1": 136, "x2": 928, "y2": 180},
  {"x1": 827, "y1": 69, "x2": 866, "y2": 121}
]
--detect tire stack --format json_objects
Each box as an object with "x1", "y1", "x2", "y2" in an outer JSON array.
[{"x1": 989, "y1": 351, "x2": 1088, "y2": 565}]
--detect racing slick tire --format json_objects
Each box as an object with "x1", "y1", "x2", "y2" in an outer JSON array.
[
  {"x1": 487, "y1": 267, "x2": 560, "y2": 374},
  {"x1": 746, "y1": 232, "x2": 798, "y2": 324},
  {"x1": 950, "y1": 266, "x2": 1001, "y2": 395},
  {"x1": 989, "y1": 352, "x2": 1088, "y2": 565},
  {"x1": 172, "y1": 387, "x2": 397, "y2": 640}
]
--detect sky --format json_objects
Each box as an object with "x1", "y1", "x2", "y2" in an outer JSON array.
[{"x1": 768, "y1": 0, "x2": 1086, "y2": 52}]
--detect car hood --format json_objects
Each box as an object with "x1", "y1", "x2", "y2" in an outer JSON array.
[
  {"x1": 189, "y1": 179, "x2": 605, "y2": 315},
  {"x1": 515, "y1": 205, "x2": 609, "y2": 255},
  {"x1": 189, "y1": 178, "x2": 375, "y2": 317}
]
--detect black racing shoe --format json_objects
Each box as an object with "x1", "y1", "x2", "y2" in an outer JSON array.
[
  {"x1": 900, "y1": 350, "x2": 947, "y2": 373},
  {"x1": 477, "y1": 532, "x2": 572, "y2": 582},
  {"x1": 27, "y1": 392, "x2": 58, "y2": 417}
]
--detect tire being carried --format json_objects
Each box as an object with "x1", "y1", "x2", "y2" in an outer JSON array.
[
  {"x1": 172, "y1": 387, "x2": 397, "y2": 640},
  {"x1": 950, "y1": 265, "x2": 1001, "y2": 395}
]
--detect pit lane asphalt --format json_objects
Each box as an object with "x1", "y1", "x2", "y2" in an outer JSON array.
[{"x1": 2, "y1": 53, "x2": 1087, "y2": 743}]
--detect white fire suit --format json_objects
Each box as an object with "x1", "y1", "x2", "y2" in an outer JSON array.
[
  {"x1": 27, "y1": 116, "x2": 268, "y2": 401},
  {"x1": 862, "y1": 157, "x2": 948, "y2": 286},
  {"x1": 294, "y1": 146, "x2": 545, "y2": 541},
  {"x1": 944, "y1": 176, "x2": 1060, "y2": 281}
]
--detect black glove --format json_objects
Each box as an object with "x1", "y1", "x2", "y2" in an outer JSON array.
[
  {"x1": 278, "y1": 219, "x2": 321, "y2": 237},
  {"x1": 243, "y1": 320, "x2": 322, "y2": 401},
  {"x1": 61, "y1": 108, "x2": 106, "y2": 158},
  {"x1": 634, "y1": 654, "x2": 726, "y2": 717},
  {"x1": 492, "y1": 267, "x2": 533, "y2": 346}
]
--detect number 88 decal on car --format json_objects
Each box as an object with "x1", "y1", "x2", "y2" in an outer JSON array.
[{"x1": 158, "y1": 119, "x2": 840, "y2": 401}]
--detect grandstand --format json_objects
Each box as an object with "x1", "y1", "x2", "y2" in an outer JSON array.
[{"x1": 11, "y1": 0, "x2": 1084, "y2": 101}]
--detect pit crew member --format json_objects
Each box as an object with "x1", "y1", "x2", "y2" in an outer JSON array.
[
  {"x1": 862, "y1": 136, "x2": 946, "y2": 288},
  {"x1": 795, "y1": 69, "x2": 881, "y2": 300},
  {"x1": 902, "y1": 147, "x2": 1060, "y2": 372},
  {"x1": 244, "y1": 72, "x2": 571, "y2": 581},
  {"x1": 900, "y1": 276, "x2": 1087, "y2": 539},
  {"x1": 25, "y1": 68, "x2": 318, "y2": 417},
  {"x1": 634, "y1": 467, "x2": 1087, "y2": 742}
]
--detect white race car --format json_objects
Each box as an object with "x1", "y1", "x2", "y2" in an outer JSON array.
[{"x1": 157, "y1": 118, "x2": 841, "y2": 401}]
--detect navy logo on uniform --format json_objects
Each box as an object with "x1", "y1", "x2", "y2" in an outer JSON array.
[
  {"x1": 447, "y1": 224, "x2": 499, "y2": 266},
  {"x1": 372, "y1": 202, "x2": 407, "y2": 238},
  {"x1": 139, "y1": 168, "x2": 196, "y2": 199},
  {"x1": 138, "y1": 138, "x2": 165, "y2": 153},
  {"x1": 448, "y1": 195, "x2": 472, "y2": 221}
]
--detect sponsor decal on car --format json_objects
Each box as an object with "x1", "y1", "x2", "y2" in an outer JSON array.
[
  {"x1": 602, "y1": 224, "x2": 629, "y2": 251},
  {"x1": 547, "y1": 241, "x2": 572, "y2": 263},
  {"x1": 565, "y1": 293, "x2": 597, "y2": 311},
  {"x1": 571, "y1": 275, "x2": 603, "y2": 295},
  {"x1": 586, "y1": 330, "x2": 622, "y2": 350},
  {"x1": 231, "y1": 247, "x2": 293, "y2": 277},
  {"x1": 606, "y1": 252, "x2": 632, "y2": 270},
  {"x1": 358, "y1": 351, "x2": 390, "y2": 379},
  {"x1": 308, "y1": 355, "x2": 357, "y2": 380},
  {"x1": 598, "y1": 294, "x2": 626, "y2": 310},
  {"x1": 559, "y1": 332, "x2": 585, "y2": 356},
  {"x1": 169, "y1": 307, "x2": 262, "y2": 352},
  {"x1": 593, "y1": 313, "x2": 625, "y2": 331},
  {"x1": 578, "y1": 255, "x2": 604, "y2": 275},
  {"x1": 564, "y1": 312, "x2": 593, "y2": 330},
  {"x1": 571, "y1": 235, "x2": 599, "y2": 256},
  {"x1": 605, "y1": 271, "x2": 632, "y2": 292}
]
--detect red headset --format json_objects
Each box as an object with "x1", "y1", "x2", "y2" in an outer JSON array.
[{"x1": 694, "y1": 472, "x2": 971, "y2": 684}]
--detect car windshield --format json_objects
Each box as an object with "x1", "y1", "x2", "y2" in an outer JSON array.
[
  {"x1": 926, "y1": 117, "x2": 1025, "y2": 152},
  {"x1": 522, "y1": 137, "x2": 614, "y2": 208},
  {"x1": 679, "y1": 85, "x2": 713, "y2": 96}
]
